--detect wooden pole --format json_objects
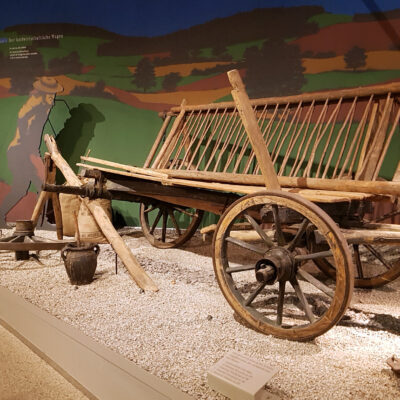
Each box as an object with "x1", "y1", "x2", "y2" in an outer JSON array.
[
  {"x1": 357, "y1": 96, "x2": 393, "y2": 180},
  {"x1": 152, "y1": 99, "x2": 187, "y2": 168},
  {"x1": 356, "y1": 102, "x2": 378, "y2": 176},
  {"x1": 46, "y1": 153, "x2": 63, "y2": 239},
  {"x1": 31, "y1": 191, "x2": 49, "y2": 227},
  {"x1": 394, "y1": 160, "x2": 400, "y2": 182},
  {"x1": 227, "y1": 69, "x2": 281, "y2": 190},
  {"x1": 143, "y1": 114, "x2": 172, "y2": 168},
  {"x1": 44, "y1": 135, "x2": 158, "y2": 292},
  {"x1": 32, "y1": 153, "x2": 63, "y2": 239},
  {"x1": 80, "y1": 156, "x2": 168, "y2": 179},
  {"x1": 52, "y1": 193, "x2": 63, "y2": 240},
  {"x1": 156, "y1": 169, "x2": 400, "y2": 197}
]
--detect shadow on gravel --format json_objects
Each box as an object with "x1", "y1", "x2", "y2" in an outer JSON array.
[{"x1": 340, "y1": 308, "x2": 400, "y2": 335}]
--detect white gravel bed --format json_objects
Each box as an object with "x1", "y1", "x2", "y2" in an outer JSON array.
[{"x1": 1, "y1": 228, "x2": 400, "y2": 399}]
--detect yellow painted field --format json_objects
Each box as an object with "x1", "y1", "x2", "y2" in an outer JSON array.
[
  {"x1": 302, "y1": 56, "x2": 346, "y2": 74},
  {"x1": 0, "y1": 78, "x2": 11, "y2": 89},
  {"x1": 53, "y1": 75, "x2": 95, "y2": 95},
  {"x1": 366, "y1": 50, "x2": 400, "y2": 70},
  {"x1": 302, "y1": 51, "x2": 400, "y2": 73},
  {"x1": 133, "y1": 86, "x2": 231, "y2": 105},
  {"x1": 129, "y1": 61, "x2": 233, "y2": 77}
]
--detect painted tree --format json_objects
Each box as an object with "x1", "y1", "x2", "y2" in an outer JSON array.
[
  {"x1": 212, "y1": 43, "x2": 232, "y2": 61},
  {"x1": 132, "y1": 58, "x2": 156, "y2": 92},
  {"x1": 190, "y1": 48, "x2": 201, "y2": 59},
  {"x1": 244, "y1": 38, "x2": 306, "y2": 97},
  {"x1": 212, "y1": 43, "x2": 228, "y2": 57},
  {"x1": 344, "y1": 46, "x2": 367, "y2": 71},
  {"x1": 162, "y1": 72, "x2": 181, "y2": 92},
  {"x1": 170, "y1": 45, "x2": 190, "y2": 63}
]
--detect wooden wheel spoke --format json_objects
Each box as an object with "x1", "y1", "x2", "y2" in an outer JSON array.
[
  {"x1": 287, "y1": 218, "x2": 309, "y2": 251},
  {"x1": 272, "y1": 204, "x2": 285, "y2": 246},
  {"x1": 225, "y1": 236, "x2": 267, "y2": 255},
  {"x1": 174, "y1": 206, "x2": 196, "y2": 218},
  {"x1": 150, "y1": 209, "x2": 163, "y2": 234},
  {"x1": 364, "y1": 244, "x2": 392, "y2": 270},
  {"x1": 0, "y1": 235, "x2": 18, "y2": 243},
  {"x1": 353, "y1": 244, "x2": 364, "y2": 278},
  {"x1": 213, "y1": 189, "x2": 353, "y2": 340},
  {"x1": 244, "y1": 281, "x2": 268, "y2": 306},
  {"x1": 294, "y1": 250, "x2": 333, "y2": 263},
  {"x1": 140, "y1": 202, "x2": 203, "y2": 249},
  {"x1": 297, "y1": 269, "x2": 334, "y2": 298},
  {"x1": 144, "y1": 205, "x2": 155, "y2": 213},
  {"x1": 167, "y1": 209, "x2": 181, "y2": 236},
  {"x1": 277, "y1": 280, "x2": 286, "y2": 326},
  {"x1": 30, "y1": 253, "x2": 44, "y2": 266},
  {"x1": 31, "y1": 236, "x2": 66, "y2": 243},
  {"x1": 226, "y1": 264, "x2": 256, "y2": 274},
  {"x1": 243, "y1": 212, "x2": 274, "y2": 247},
  {"x1": 161, "y1": 210, "x2": 167, "y2": 242},
  {"x1": 290, "y1": 277, "x2": 316, "y2": 323}
]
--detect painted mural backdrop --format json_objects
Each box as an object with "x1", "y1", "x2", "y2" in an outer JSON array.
[{"x1": 0, "y1": 1, "x2": 399, "y2": 226}]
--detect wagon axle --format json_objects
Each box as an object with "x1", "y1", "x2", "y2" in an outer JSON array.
[{"x1": 255, "y1": 247, "x2": 297, "y2": 284}]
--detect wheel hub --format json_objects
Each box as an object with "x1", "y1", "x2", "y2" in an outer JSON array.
[{"x1": 255, "y1": 247, "x2": 295, "y2": 284}]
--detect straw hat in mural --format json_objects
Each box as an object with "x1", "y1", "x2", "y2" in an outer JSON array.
[{"x1": 33, "y1": 77, "x2": 64, "y2": 94}]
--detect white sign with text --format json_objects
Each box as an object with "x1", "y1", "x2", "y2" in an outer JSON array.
[{"x1": 207, "y1": 349, "x2": 279, "y2": 400}]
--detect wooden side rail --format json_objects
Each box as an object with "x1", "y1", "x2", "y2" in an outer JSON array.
[{"x1": 148, "y1": 79, "x2": 400, "y2": 185}]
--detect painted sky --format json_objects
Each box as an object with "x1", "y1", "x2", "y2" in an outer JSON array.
[{"x1": 1, "y1": 0, "x2": 399, "y2": 37}]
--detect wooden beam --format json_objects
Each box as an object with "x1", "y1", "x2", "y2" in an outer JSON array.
[
  {"x1": 80, "y1": 156, "x2": 168, "y2": 179},
  {"x1": 152, "y1": 99, "x2": 187, "y2": 168},
  {"x1": 143, "y1": 115, "x2": 171, "y2": 168},
  {"x1": 32, "y1": 153, "x2": 63, "y2": 239},
  {"x1": 47, "y1": 154, "x2": 63, "y2": 240},
  {"x1": 357, "y1": 97, "x2": 393, "y2": 180},
  {"x1": 44, "y1": 135, "x2": 158, "y2": 292},
  {"x1": 342, "y1": 228, "x2": 400, "y2": 244},
  {"x1": 31, "y1": 191, "x2": 49, "y2": 227},
  {"x1": 155, "y1": 169, "x2": 400, "y2": 197},
  {"x1": 315, "y1": 228, "x2": 400, "y2": 244},
  {"x1": 227, "y1": 69, "x2": 280, "y2": 190},
  {"x1": 394, "y1": 160, "x2": 400, "y2": 182}
]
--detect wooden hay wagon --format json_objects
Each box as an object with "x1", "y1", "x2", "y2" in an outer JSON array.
[{"x1": 45, "y1": 70, "x2": 400, "y2": 341}]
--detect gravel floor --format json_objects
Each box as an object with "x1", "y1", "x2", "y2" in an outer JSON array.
[{"x1": 1, "y1": 228, "x2": 400, "y2": 400}]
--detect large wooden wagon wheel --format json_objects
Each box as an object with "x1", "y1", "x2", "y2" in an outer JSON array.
[
  {"x1": 139, "y1": 202, "x2": 203, "y2": 249},
  {"x1": 308, "y1": 199, "x2": 400, "y2": 288},
  {"x1": 212, "y1": 191, "x2": 354, "y2": 341},
  {"x1": 308, "y1": 237, "x2": 400, "y2": 289}
]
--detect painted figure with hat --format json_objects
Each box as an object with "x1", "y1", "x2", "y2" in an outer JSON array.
[{"x1": 0, "y1": 77, "x2": 63, "y2": 227}]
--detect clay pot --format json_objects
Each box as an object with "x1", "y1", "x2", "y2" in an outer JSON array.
[{"x1": 61, "y1": 243, "x2": 99, "y2": 285}]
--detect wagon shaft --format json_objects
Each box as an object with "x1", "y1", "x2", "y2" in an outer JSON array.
[{"x1": 43, "y1": 135, "x2": 159, "y2": 292}]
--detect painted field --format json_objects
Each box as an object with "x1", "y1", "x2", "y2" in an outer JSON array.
[
  {"x1": 0, "y1": 78, "x2": 11, "y2": 89},
  {"x1": 128, "y1": 61, "x2": 233, "y2": 77},
  {"x1": 294, "y1": 18, "x2": 400, "y2": 54},
  {"x1": 133, "y1": 86, "x2": 231, "y2": 106},
  {"x1": 303, "y1": 51, "x2": 400, "y2": 74},
  {"x1": 53, "y1": 75, "x2": 95, "y2": 95},
  {"x1": 107, "y1": 86, "x2": 232, "y2": 109},
  {"x1": 302, "y1": 56, "x2": 346, "y2": 74},
  {"x1": 366, "y1": 50, "x2": 400, "y2": 70}
]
